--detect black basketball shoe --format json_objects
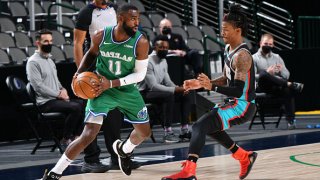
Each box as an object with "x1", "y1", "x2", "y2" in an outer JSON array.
[
  {"x1": 112, "y1": 139, "x2": 133, "y2": 176},
  {"x1": 41, "y1": 169, "x2": 61, "y2": 180}
]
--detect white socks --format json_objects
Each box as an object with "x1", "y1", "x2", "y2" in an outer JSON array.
[
  {"x1": 50, "y1": 153, "x2": 73, "y2": 175},
  {"x1": 122, "y1": 138, "x2": 138, "y2": 154}
]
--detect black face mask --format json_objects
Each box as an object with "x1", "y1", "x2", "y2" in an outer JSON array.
[
  {"x1": 162, "y1": 27, "x2": 172, "y2": 35},
  {"x1": 123, "y1": 22, "x2": 136, "y2": 37},
  {"x1": 262, "y1": 45, "x2": 272, "y2": 54},
  {"x1": 157, "y1": 50, "x2": 168, "y2": 59},
  {"x1": 41, "y1": 44, "x2": 52, "y2": 53}
]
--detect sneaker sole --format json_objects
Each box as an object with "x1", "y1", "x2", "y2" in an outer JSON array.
[
  {"x1": 112, "y1": 139, "x2": 130, "y2": 176},
  {"x1": 81, "y1": 166, "x2": 109, "y2": 173},
  {"x1": 162, "y1": 176, "x2": 197, "y2": 180},
  {"x1": 164, "y1": 140, "x2": 180, "y2": 143},
  {"x1": 240, "y1": 152, "x2": 258, "y2": 180}
]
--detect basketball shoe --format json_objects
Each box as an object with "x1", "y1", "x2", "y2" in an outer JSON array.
[
  {"x1": 232, "y1": 147, "x2": 258, "y2": 180},
  {"x1": 161, "y1": 160, "x2": 197, "y2": 180},
  {"x1": 113, "y1": 139, "x2": 133, "y2": 176},
  {"x1": 179, "y1": 129, "x2": 192, "y2": 141},
  {"x1": 41, "y1": 169, "x2": 61, "y2": 180}
]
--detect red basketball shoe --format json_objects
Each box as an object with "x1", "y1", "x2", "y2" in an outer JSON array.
[
  {"x1": 161, "y1": 160, "x2": 197, "y2": 180},
  {"x1": 232, "y1": 147, "x2": 258, "y2": 180}
]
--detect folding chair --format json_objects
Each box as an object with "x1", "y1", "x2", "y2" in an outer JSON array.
[
  {"x1": 6, "y1": 76, "x2": 38, "y2": 146},
  {"x1": 26, "y1": 83, "x2": 65, "y2": 154},
  {"x1": 249, "y1": 93, "x2": 285, "y2": 130}
]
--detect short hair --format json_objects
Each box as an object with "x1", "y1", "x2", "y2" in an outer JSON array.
[
  {"x1": 117, "y1": 4, "x2": 138, "y2": 16},
  {"x1": 153, "y1": 35, "x2": 169, "y2": 45},
  {"x1": 223, "y1": 4, "x2": 248, "y2": 36},
  {"x1": 261, "y1": 33, "x2": 274, "y2": 40},
  {"x1": 35, "y1": 29, "x2": 52, "y2": 41}
]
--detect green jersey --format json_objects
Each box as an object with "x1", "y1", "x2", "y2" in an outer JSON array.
[
  {"x1": 85, "y1": 26, "x2": 149, "y2": 124},
  {"x1": 96, "y1": 26, "x2": 143, "y2": 81}
]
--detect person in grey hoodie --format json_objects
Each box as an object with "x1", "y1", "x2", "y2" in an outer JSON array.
[
  {"x1": 139, "y1": 35, "x2": 193, "y2": 143},
  {"x1": 26, "y1": 29, "x2": 84, "y2": 147}
]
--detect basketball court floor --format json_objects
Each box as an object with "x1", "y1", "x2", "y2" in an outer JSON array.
[{"x1": 0, "y1": 116, "x2": 320, "y2": 180}]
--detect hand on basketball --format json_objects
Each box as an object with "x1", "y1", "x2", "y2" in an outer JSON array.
[
  {"x1": 71, "y1": 74, "x2": 79, "y2": 96},
  {"x1": 71, "y1": 72, "x2": 102, "y2": 99},
  {"x1": 96, "y1": 75, "x2": 111, "y2": 95},
  {"x1": 197, "y1": 73, "x2": 212, "y2": 90}
]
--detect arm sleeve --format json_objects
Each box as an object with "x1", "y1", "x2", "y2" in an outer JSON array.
[
  {"x1": 75, "y1": 6, "x2": 93, "y2": 31},
  {"x1": 26, "y1": 61, "x2": 60, "y2": 98},
  {"x1": 213, "y1": 80, "x2": 245, "y2": 98},
  {"x1": 119, "y1": 59, "x2": 149, "y2": 86},
  {"x1": 144, "y1": 63, "x2": 175, "y2": 93}
]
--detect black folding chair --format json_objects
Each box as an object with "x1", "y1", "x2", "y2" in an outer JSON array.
[
  {"x1": 26, "y1": 83, "x2": 65, "y2": 154},
  {"x1": 6, "y1": 76, "x2": 38, "y2": 143},
  {"x1": 249, "y1": 93, "x2": 285, "y2": 130}
]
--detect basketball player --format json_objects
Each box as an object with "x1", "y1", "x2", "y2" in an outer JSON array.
[
  {"x1": 162, "y1": 4, "x2": 257, "y2": 180},
  {"x1": 42, "y1": 4, "x2": 150, "y2": 179},
  {"x1": 74, "y1": 0, "x2": 141, "y2": 172}
]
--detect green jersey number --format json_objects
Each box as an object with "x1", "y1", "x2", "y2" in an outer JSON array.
[{"x1": 108, "y1": 60, "x2": 121, "y2": 75}]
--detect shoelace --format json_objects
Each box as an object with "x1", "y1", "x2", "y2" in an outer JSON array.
[{"x1": 180, "y1": 161, "x2": 186, "y2": 167}]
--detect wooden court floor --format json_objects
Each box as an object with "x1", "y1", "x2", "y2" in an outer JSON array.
[{"x1": 61, "y1": 143, "x2": 320, "y2": 180}]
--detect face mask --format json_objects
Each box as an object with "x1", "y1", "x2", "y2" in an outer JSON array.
[
  {"x1": 41, "y1": 44, "x2": 52, "y2": 53},
  {"x1": 262, "y1": 45, "x2": 272, "y2": 54},
  {"x1": 162, "y1": 27, "x2": 172, "y2": 35},
  {"x1": 123, "y1": 22, "x2": 136, "y2": 37},
  {"x1": 157, "y1": 50, "x2": 168, "y2": 59}
]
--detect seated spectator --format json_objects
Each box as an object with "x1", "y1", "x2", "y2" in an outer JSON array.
[
  {"x1": 139, "y1": 35, "x2": 193, "y2": 143},
  {"x1": 158, "y1": 18, "x2": 203, "y2": 77},
  {"x1": 26, "y1": 29, "x2": 84, "y2": 147},
  {"x1": 253, "y1": 33, "x2": 304, "y2": 130}
]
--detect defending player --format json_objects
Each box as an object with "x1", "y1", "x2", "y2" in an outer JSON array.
[{"x1": 162, "y1": 4, "x2": 257, "y2": 180}]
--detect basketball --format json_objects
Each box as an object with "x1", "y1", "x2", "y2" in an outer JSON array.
[{"x1": 72, "y1": 72, "x2": 101, "y2": 99}]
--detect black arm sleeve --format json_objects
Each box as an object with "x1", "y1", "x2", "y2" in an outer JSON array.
[
  {"x1": 75, "y1": 5, "x2": 94, "y2": 31},
  {"x1": 213, "y1": 79, "x2": 245, "y2": 98}
]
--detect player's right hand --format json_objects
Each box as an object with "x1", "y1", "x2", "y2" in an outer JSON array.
[{"x1": 71, "y1": 73, "x2": 78, "y2": 96}]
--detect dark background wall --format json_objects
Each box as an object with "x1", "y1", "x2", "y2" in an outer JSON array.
[{"x1": 268, "y1": 0, "x2": 320, "y2": 17}]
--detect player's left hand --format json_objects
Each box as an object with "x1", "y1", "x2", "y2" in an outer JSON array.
[
  {"x1": 184, "y1": 79, "x2": 201, "y2": 90},
  {"x1": 96, "y1": 75, "x2": 110, "y2": 96}
]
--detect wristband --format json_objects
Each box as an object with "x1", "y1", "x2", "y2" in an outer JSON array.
[{"x1": 109, "y1": 80, "x2": 113, "y2": 88}]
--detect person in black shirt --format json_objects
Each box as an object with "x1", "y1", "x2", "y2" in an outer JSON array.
[{"x1": 158, "y1": 18, "x2": 203, "y2": 77}]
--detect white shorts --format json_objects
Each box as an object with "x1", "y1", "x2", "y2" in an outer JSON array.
[{"x1": 84, "y1": 110, "x2": 107, "y2": 125}]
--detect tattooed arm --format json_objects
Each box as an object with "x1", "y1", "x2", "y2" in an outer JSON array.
[
  {"x1": 211, "y1": 50, "x2": 252, "y2": 97},
  {"x1": 233, "y1": 50, "x2": 252, "y2": 82},
  {"x1": 210, "y1": 67, "x2": 228, "y2": 86}
]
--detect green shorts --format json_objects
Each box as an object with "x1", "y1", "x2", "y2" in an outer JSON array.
[{"x1": 85, "y1": 84, "x2": 149, "y2": 124}]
